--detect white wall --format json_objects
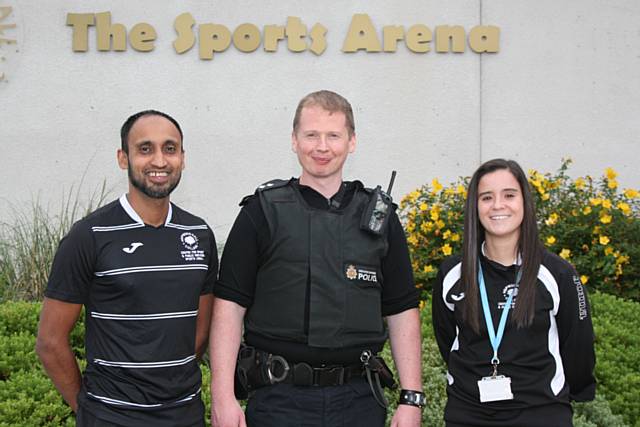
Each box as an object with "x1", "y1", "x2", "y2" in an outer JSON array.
[{"x1": 1, "y1": 0, "x2": 638, "y2": 240}]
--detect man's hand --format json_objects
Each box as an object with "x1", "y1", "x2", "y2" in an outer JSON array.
[
  {"x1": 211, "y1": 397, "x2": 246, "y2": 427},
  {"x1": 390, "y1": 404, "x2": 422, "y2": 427}
]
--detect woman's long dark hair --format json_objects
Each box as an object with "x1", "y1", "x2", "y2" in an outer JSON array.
[{"x1": 460, "y1": 159, "x2": 543, "y2": 333}]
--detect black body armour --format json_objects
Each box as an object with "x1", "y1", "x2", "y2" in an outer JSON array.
[{"x1": 244, "y1": 180, "x2": 389, "y2": 349}]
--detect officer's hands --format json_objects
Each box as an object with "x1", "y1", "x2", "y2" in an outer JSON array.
[
  {"x1": 211, "y1": 398, "x2": 246, "y2": 427},
  {"x1": 390, "y1": 403, "x2": 422, "y2": 427}
]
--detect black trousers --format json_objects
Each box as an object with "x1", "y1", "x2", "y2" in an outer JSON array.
[
  {"x1": 245, "y1": 378, "x2": 386, "y2": 427},
  {"x1": 445, "y1": 395, "x2": 573, "y2": 427}
]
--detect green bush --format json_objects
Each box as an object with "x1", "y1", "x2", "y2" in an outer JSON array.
[
  {"x1": 573, "y1": 393, "x2": 627, "y2": 427},
  {"x1": 590, "y1": 291, "x2": 640, "y2": 426},
  {"x1": 0, "y1": 299, "x2": 636, "y2": 426},
  {"x1": 399, "y1": 160, "x2": 640, "y2": 301}
]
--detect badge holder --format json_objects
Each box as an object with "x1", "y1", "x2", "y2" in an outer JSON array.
[{"x1": 477, "y1": 359, "x2": 513, "y2": 403}]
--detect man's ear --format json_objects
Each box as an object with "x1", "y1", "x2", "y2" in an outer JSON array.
[
  {"x1": 117, "y1": 149, "x2": 128, "y2": 170},
  {"x1": 348, "y1": 133, "x2": 357, "y2": 154}
]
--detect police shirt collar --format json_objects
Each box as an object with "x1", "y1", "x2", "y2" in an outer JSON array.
[{"x1": 119, "y1": 193, "x2": 173, "y2": 226}]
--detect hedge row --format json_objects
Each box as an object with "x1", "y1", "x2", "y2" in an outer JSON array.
[{"x1": 0, "y1": 295, "x2": 635, "y2": 426}]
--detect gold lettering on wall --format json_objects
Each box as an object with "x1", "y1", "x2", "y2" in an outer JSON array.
[
  {"x1": 435, "y1": 26, "x2": 465, "y2": 53},
  {"x1": 96, "y1": 12, "x2": 127, "y2": 51},
  {"x1": 342, "y1": 14, "x2": 381, "y2": 52},
  {"x1": 199, "y1": 24, "x2": 231, "y2": 60},
  {"x1": 263, "y1": 24, "x2": 285, "y2": 52},
  {"x1": 66, "y1": 13, "x2": 95, "y2": 52},
  {"x1": 233, "y1": 23, "x2": 261, "y2": 53},
  {"x1": 308, "y1": 23, "x2": 327, "y2": 55},
  {"x1": 285, "y1": 17, "x2": 307, "y2": 52},
  {"x1": 65, "y1": 12, "x2": 500, "y2": 58},
  {"x1": 129, "y1": 23, "x2": 156, "y2": 52},
  {"x1": 468, "y1": 25, "x2": 499, "y2": 53},
  {"x1": 406, "y1": 25, "x2": 432, "y2": 53},
  {"x1": 173, "y1": 12, "x2": 196, "y2": 54}
]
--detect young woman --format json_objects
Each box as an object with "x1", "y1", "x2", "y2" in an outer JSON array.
[{"x1": 432, "y1": 159, "x2": 596, "y2": 427}]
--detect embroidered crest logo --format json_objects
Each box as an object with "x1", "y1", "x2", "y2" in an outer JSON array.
[
  {"x1": 180, "y1": 232, "x2": 199, "y2": 250},
  {"x1": 498, "y1": 284, "x2": 518, "y2": 309},
  {"x1": 346, "y1": 264, "x2": 358, "y2": 280}
]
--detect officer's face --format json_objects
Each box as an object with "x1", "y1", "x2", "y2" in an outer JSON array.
[
  {"x1": 117, "y1": 115, "x2": 185, "y2": 200},
  {"x1": 292, "y1": 105, "x2": 356, "y2": 184},
  {"x1": 477, "y1": 169, "x2": 524, "y2": 246}
]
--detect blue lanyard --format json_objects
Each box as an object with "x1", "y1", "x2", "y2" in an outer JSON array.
[{"x1": 478, "y1": 263, "x2": 521, "y2": 367}]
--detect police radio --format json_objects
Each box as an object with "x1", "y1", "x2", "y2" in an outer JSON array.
[{"x1": 360, "y1": 171, "x2": 396, "y2": 236}]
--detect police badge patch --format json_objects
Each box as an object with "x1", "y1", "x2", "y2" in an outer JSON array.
[{"x1": 344, "y1": 263, "x2": 379, "y2": 285}]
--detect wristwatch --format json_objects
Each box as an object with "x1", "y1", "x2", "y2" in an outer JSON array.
[{"x1": 398, "y1": 389, "x2": 426, "y2": 408}]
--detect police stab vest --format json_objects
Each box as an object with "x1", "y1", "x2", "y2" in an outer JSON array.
[{"x1": 245, "y1": 180, "x2": 389, "y2": 349}]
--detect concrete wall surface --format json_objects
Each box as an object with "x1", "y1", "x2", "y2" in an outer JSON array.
[{"x1": 1, "y1": 0, "x2": 638, "y2": 240}]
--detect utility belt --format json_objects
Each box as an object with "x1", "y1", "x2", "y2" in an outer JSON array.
[{"x1": 234, "y1": 345, "x2": 396, "y2": 407}]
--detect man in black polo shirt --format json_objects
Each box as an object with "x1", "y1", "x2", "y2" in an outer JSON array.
[
  {"x1": 36, "y1": 110, "x2": 218, "y2": 426},
  {"x1": 210, "y1": 91, "x2": 423, "y2": 427}
]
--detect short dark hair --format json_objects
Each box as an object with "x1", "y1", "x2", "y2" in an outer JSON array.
[
  {"x1": 460, "y1": 158, "x2": 543, "y2": 332},
  {"x1": 120, "y1": 110, "x2": 183, "y2": 154},
  {"x1": 292, "y1": 90, "x2": 355, "y2": 138}
]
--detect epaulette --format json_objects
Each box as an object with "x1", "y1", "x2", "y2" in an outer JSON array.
[
  {"x1": 239, "y1": 179, "x2": 291, "y2": 206},
  {"x1": 256, "y1": 179, "x2": 290, "y2": 192}
]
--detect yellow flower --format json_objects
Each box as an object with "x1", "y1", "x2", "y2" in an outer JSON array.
[
  {"x1": 624, "y1": 188, "x2": 639, "y2": 199},
  {"x1": 430, "y1": 210, "x2": 439, "y2": 221},
  {"x1": 436, "y1": 220, "x2": 446, "y2": 229},
  {"x1": 604, "y1": 247, "x2": 614, "y2": 256},
  {"x1": 419, "y1": 222, "x2": 430, "y2": 233},
  {"x1": 541, "y1": 193, "x2": 550, "y2": 201},
  {"x1": 419, "y1": 202, "x2": 428, "y2": 212},
  {"x1": 600, "y1": 214, "x2": 612, "y2": 224},
  {"x1": 607, "y1": 180, "x2": 618, "y2": 190},
  {"x1": 441, "y1": 244, "x2": 452, "y2": 256},
  {"x1": 617, "y1": 202, "x2": 631, "y2": 215},
  {"x1": 605, "y1": 167, "x2": 617, "y2": 181},
  {"x1": 545, "y1": 213, "x2": 559, "y2": 226},
  {"x1": 423, "y1": 265, "x2": 434, "y2": 273},
  {"x1": 456, "y1": 184, "x2": 466, "y2": 195},
  {"x1": 589, "y1": 198, "x2": 602, "y2": 206},
  {"x1": 431, "y1": 178, "x2": 444, "y2": 194},
  {"x1": 408, "y1": 190, "x2": 421, "y2": 203},
  {"x1": 592, "y1": 226, "x2": 601, "y2": 234},
  {"x1": 546, "y1": 236, "x2": 556, "y2": 245},
  {"x1": 406, "y1": 221, "x2": 415, "y2": 233},
  {"x1": 582, "y1": 206, "x2": 592, "y2": 215},
  {"x1": 450, "y1": 233, "x2": 460, "y2": 242},
  {"x1": 407, "y1": 235, "x2": 418, "y2": 246},
  {"x1": 559, "y1": 249, "x2": 571, "y2": 259},
  {"x1": 617, "y1": 254, "x2": 630, "y2": 265},
  {"x1": 443, "y1": 230, "x2": 451, "y2": 240},
  {"x1": 599, "y1": 235, "x2": 610, "y2": 245},
  {"x1": 580, "y1": 275, "x2": 589, "y2": 285},
  {"x1": 571, "y1": 209, "x2": 578, "y2": 217},
  {"x1": 419, "y1": 300, "x2": 426, "y2": 310},
  {"x1": 444, "y1": 187, "x2": 455, "y2": 196},
  {"x1": 602, "y1": 199, "x2": 612, "y2": 209},
  {"x1": 574, "y1": 177, "x2": 586, "y2": 189}
]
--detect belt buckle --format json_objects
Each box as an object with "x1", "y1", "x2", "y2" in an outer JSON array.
[{"x1": 314, "y1": 366, "x2": 345, "y2": 386}]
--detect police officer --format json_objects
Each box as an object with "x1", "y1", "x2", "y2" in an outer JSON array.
[{"x1": 210, "y1": 91, "x2": 424, "y2": 427}]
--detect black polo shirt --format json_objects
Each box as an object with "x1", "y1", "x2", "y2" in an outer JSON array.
[{"x1": 45, "y1": 195, "x2": 217, "y2": 426}]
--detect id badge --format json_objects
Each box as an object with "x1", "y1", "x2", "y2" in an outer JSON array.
[{"x1": 477, "y1": 375, "x2": 514, "y2": 402}]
